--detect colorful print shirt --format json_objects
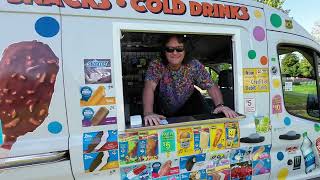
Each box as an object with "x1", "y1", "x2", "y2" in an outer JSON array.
[{"x1": 145, "y1": 59, "x2": 214, "y2": 115}]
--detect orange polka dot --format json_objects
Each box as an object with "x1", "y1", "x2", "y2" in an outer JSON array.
[{"x1": 260, "y1": 56, "x2": 268, "y2": 65}]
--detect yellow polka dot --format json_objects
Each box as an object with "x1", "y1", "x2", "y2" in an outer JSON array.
[
  {"x1": 273, "y1": 79, "x2": 281, "y2": 88},
  {"x1": 277, "y1": 168, "x2": 289, "y2": 180},
  {"x1": 254, "y1": 10, "x2": 262, "y2": 18}
]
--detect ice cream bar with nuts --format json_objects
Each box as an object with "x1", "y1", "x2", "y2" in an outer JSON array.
[{"x1": 0, "y1": 41, "x2": 59, "y2": 149}]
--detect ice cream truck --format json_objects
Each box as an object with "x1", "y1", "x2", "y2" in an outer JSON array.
[{"x1": 0, "y1": 0, "x2": 319, "y2": 179}]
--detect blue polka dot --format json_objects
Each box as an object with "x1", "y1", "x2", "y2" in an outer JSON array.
[
  {"x1": 284, "y1": 117, "x2": 291, "y2": 126},
  {"x1": 48, "y1": 121, "x2": 62, "y2": 134},
  {"x1": 277, "y1": 152, "x2": 284, "y2": 161},
  {"x1": 35, "y1": 17, "x2": 60, "y2": 37}
]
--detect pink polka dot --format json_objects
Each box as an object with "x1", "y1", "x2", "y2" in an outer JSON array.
[{"x1": 253, "y1": 26, "x2": 265, "y2": 41}]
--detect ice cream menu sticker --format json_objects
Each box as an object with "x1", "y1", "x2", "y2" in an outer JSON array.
[
  {"x1": 177, "y1": 127, "x2": 194, "y2": 157},
  {"x1": 119, "y1": 131, "x2": 159, "y2": 165},
  {"x1": 160, "y1": 129, "x2": 176, "y2": 154},
  {"x1": 83, "y1": 150, "x2": 119, "y2": 173},
  {"x1": 210, "y1": 124, "x2": 226, "y2": 151},
  {"x1": 82, "y1": 105, "x2": 117, "y2": 127},
  {"x1": 83, "y1": 130, "x2": 118, "y2": 154},
  {"x1": 243, "y1": 68, "x2": 269, "y2": 93},
  {"x1": 84, "y1": 59, "x2": 112, "y2": 84},
  {"x1": 80, "y1": 85, "x2": 116, "y2": 106},
  {"x1": 82, "y1": 130, "x2": 119, "y2": 173}
]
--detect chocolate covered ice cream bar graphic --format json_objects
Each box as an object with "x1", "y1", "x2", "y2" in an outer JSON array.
[
  {"x1": 86, "y1": 131, "x2": 104, "y2": 153},
  {"x1": 0, "y1": 41, "x2": 59, "y2": 149},
  {"x1": 91, "y1": 107, "x2": 109, "y2": 126},
  {"x1": 88, "y1": 152, "x2": 104, "y2": 172}
]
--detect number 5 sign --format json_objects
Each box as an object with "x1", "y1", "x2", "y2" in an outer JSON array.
[{"x1": 245, "y1": 98, "x2": 256, "y2": 112}]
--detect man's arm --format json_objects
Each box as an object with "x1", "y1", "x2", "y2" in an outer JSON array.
[
  {"x1": 207, "y1": 85, "x2": 238, "y2": 118},
  {"x1": 142, "y1": 80, "x2": 165, "y2": 126},
  {"x1": 143, "y1": 80, "x2": 157, "y2": 115},
  {"x1": 207, "y1": 84, "x2": 224, "y2": 106}
]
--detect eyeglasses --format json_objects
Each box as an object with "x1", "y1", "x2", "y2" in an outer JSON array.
[{"x1": 165, "y1": 47, "x2": 184, "y2": 53}]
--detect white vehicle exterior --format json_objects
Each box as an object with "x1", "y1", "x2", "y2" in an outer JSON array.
[{"x1": 0, "y1": 0, "x2": 319, "y2": 180}]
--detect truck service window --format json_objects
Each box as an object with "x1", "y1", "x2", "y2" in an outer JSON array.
[{"x1": 121, "y1": 32, "x2": 235, "y2": 128}]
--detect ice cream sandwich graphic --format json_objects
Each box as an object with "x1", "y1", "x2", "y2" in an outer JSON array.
[{"x1": 0, "y1": 41, "x2": 59, "y2": 150}]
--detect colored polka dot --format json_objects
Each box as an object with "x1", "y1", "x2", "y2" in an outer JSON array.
[
  {"x1": 248, "y1": 50, "x2": 257, "y2": 59},
  {"x1": 270, "y1": 14, "x2": 282, "y2": 28},
  {"x1": 260, "y1": 56, "x2": 268, "y2": 65},
  {"x1": 277, "y1": 168, "x2": 288, "y2": 180},
  {"x1": 277, "y1": 152, "x2": 284, "y2": 161},
  {"x1": 254, "y1": 10, "x2": 262, "y2": 18},
  {"x1": 273, "y1": 79, "x2": 281, "y2": 88},
  {"x1": 48, "y1": 121, "x2": 62, "y2": 134},
  {"x1": 314, "y1": 124, "x2": 320, "y2": 132},
  {"x1": 284, "y1": 117, "x2": 291, "y2": 126},
  {"x1": 35, "y1": 17, "x2": 60, "y2": 37},
  {"x1": 253, "y1": 26, "x2": 265, "y2": 41}
]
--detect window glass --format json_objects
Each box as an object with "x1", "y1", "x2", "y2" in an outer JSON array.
[{"x1": 278, "y1": 45, "x2": 320, "y2": 120}]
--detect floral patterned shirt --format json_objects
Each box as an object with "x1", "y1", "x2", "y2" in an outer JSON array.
[{"x1": 145, "y1": 59, "x2": 214, "y2": 115}]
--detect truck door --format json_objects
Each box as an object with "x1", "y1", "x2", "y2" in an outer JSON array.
[
  {"x1": 267, "y1": 31, "x2": 320, "y2": 180},
  {"x1": 0, "y1": 4, "x2": 73, "y2": 180}
]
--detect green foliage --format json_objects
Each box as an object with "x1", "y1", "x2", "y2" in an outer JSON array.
[
  {"x1": 281, "y1": 53, "x2": 299, "y2": 76},
  {"x1": 298, "y1": 59, "x2": 313, "y2": 77},
  {"x1": 281, "y1": 53, "x2": 313, "y2": 78},
  {"x1": 255, "y1": 0, "x2": 289, "y2": 13},
  {"x1": 256, "y1": 0, "x2": 285, "y2": 9}
]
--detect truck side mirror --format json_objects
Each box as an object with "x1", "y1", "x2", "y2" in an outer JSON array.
[{"x1": 306, "y1": 94, "x2": 319, "y2": 118}]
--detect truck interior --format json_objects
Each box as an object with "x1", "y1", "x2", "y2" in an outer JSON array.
[{"x1": 120, "y1": 32, "x2": 234, "y2": 126}]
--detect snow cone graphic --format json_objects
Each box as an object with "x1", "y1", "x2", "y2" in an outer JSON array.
[{"x1": 0, "y1": 41, "x2": 59, "y2": 150}]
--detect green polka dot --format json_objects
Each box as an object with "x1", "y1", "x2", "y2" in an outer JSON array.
[
  {"x1": 270, "y1": 14, "x2": 282, "y2": 28},
  {"x1": 271, "y1": 58, "x2": 276, "y2": 61},
  {"x1": 248, "y1": 50, "x2": 257, "y2": 59},
  {"x1": 315, "y1": 124, "x2": 320, "y2": 132}
]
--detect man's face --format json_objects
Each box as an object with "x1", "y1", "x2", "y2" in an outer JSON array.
[{"x1": 165, "y1": 37, "x2": 185, "y2": 67}]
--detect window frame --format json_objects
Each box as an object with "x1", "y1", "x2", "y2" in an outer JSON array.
[
  {"x1": 277, "y1": 43, "x2": 320, "y2": 122},
  {"x1": 113, "y1": 22, "x2": 242, "y2": 131}
]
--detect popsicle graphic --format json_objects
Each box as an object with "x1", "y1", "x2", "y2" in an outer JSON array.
[
  {"x1": 213, "y1": 128, "x2": 223, "y2": 147},
  {"x1": 252, "y1": 146, "x2": 265, "y2": 160}
]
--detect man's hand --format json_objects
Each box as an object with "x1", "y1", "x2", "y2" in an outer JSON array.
[
  {"x1": 213, "y1": 106, "x2": 238, "y2": 118},
  {"x1": 144, "y1": 113, "x2": 166, "y2": 126}
]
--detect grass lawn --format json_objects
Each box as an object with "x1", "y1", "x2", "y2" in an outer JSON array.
[{"x1": 283, "y1": 83, "x2": 318, "y2": 120}]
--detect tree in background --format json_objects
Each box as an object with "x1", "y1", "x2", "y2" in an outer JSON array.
[
  {"x1": 255, "y1": 0, "x2": 290, "y2": 14},
  {"x1": 298, "y1": 59, "x2": 313, "y2": 78},
  {"x1": 311, "y1": 20, "x2": 320, "y2": 43},
  {"x1": 281, "y1": 53, "x2": 313, "y2": 78},
  {"x1": 281, "y1": 53, "x2": 299, "y2": 77}
]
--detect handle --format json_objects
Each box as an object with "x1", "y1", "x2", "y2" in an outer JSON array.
[
  {"x1": 279, "y1": 133, "x2": 301, "y2": 140},
  {"x1": 0, "y1": 151, "x2": 69, "y2": 170},
  {"x1": 240, "y1": 133, "x2": 265, "y2": 143}
]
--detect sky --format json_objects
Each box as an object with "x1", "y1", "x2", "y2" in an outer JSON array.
[{"x1": 283, "y1": 0, "x2": 320, "y2": 33}]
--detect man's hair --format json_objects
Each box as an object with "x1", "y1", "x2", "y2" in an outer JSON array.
[{"x1": 160, "y1": 34, "x2": 192, "y2": 65}]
